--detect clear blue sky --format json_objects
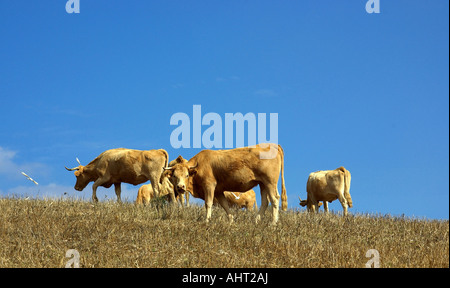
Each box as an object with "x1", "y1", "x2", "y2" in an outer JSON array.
[{"x1": 0, "y1": 1, "x2": 448, "y2": 219}]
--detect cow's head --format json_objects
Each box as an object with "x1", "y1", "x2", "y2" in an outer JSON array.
[
  {"x1": 163, "y1": 160, "x2": 197, "y2": 195},
  {"x1": 298, "y1": 197, "x2": 323, "y2": 210},
  {"x1": 65, "y1": 165, "x2": 90, "y2": 191}
]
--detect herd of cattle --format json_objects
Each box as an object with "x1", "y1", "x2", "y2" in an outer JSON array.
[{"x1": 65, "y1": 143, "x2": 353, "y2": 224}]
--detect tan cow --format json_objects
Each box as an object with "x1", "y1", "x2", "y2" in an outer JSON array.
[
  {"x1": 136, "y1": 155, "x2": 190, "y2": 206},
  {"x1": 136, "y1": 184, "x2": 154, "y2": 205},
  {"x1": 163, "y1": 143, "x2": 287, "y2": 224},
  {"x1": 299, "y1": 167, "x2": 353, "y2": 216},
  {"x1": 65, "y1": 148, "x2": 168, "y2": 202},
  {"x1": 214, "y1": 190, "x2": 258, "y2": 211},
  {"x1": 136, "y1": 176, "x2": 188, "y2": 206},
  {"x1": 166, "y1": 156, "x2": 190, "y2": 206}
]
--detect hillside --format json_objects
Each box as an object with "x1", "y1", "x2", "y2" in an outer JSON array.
[{"x1": 0, "y1": 197, "x2": 448, "y2": 268}]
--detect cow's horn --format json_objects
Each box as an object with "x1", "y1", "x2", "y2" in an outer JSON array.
[
  {"x1": 163, "y1": 166, "x2": 174, "y2": 171},
  {"x1": 65, "y1": 166, "x2": 79, "y2": 171}
]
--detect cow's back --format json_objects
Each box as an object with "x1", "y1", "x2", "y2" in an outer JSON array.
[
  {"x1": 95, "y1": 148, "x2": 167, "y2": 185},
  {"x1": 308, "y1": 168, "x2": 351, "y2": 203},
  {"x1": 308, "y1": 170, "x2": 339, "y2": 202}
]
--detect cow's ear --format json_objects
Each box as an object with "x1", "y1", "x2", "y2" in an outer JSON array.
[
  {"x1": 161, "y1": 168, "x2": 171, "y2": 178},
  {"x1": 175, "y1": 155, "x2": 185, "y2": 163},
  {"x1": 188, "y1": 163, "x2": 198, "y2": 176},
  {"x1": 162, "y1": 167, "x2": 173, "y2": 177},
  {"x1": 189, "y1": 169, "x2": 197, "y2": 176},
  {"x1": 74, "y1": 166, "x2": 84, "y2": 176}
]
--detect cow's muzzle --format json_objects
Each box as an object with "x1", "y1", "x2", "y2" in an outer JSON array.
[{"x1": 176, "y1": 184, "x2": 186, "y2": 194}]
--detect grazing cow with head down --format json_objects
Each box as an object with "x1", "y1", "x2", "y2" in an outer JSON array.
[
  {"x1": 65, "y1": 148, "x2": 168, "y2": 202},
  {"x1": 299, "y1": 167, "x2": 352, "y2": 216},
  {"x1": 164, "y1": 143, "x2": 287, "y2": 224}
]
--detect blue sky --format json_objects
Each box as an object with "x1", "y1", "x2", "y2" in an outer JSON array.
[{"x1": 0, "y1": 1, "x2": 448, "y2": 219}]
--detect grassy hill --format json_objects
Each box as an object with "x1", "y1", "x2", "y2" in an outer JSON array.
[{"x1": 0, "y1": 197, "x2": 448, "y2": 268}]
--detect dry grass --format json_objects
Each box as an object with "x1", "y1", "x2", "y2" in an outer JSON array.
[{"x1": 0, "y1": 197, "x2": 448, "y2": 268}]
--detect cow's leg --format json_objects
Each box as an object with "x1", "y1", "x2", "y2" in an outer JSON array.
[
  {"x1": 91, "y1": 185, "x2": 99, "y2": 202},
  {"x1": 308, "y1": 195, "x2": 319, "y2": 213},
  {"x1": 256, "y1": 185, "x2": 269, "y2": 224},
  {"x1": 114, "y1": 183, "x2": 122, "y2": 203},
  {"x1": 149, "y1": 179, "x2": 161, "y2": 199},
  {"x1": 265, "y1": 184, "x2": 280, "y2": 225},
  {"x1": 215, "y1": 192, "x2": 234, "y2": 223},
  {"x1": 91, "y1": 178, "x2": 107, "y2": 202},
  {"x1": 323, "y1": 201, "x2": 329, "y2": 213},
  {"x1": 203, "y1": 185, "x2": 216, "y2": 223},
  {"x1": 185, "y1": 192, "x2": 190, "y2": 207},
  {"x1": 338, "y1": 194, "x2": 348, "y2": 216},
  {"x1": 148, "y1": 172, "x2": 161, "y2": 198}
]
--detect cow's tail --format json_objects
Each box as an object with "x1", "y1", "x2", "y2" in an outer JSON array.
[
  {"x1": 158, "y1": 149, "x2": 170, "y2": 189},
  {"x1": 342, "y1": 167, "x2": 353, "y2": 208},
  {"x1": 159, "y1": 149, "x2": 169, "y2": 168},
  {"x1": 279, "y1": 144, "x2": 288, "y2": 211}
]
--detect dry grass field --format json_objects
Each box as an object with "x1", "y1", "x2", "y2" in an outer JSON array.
[{"x1": 0, "y1": 197, "x2": 448, "y2": 268}]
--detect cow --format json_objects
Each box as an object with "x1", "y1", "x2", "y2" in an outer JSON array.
[
  {"x1": 136, "y1": 183, "x2": 154, "y2": 206},
  {"x1": 65, "y1": 148, "x2": 169, "y2": 202},
  {"x1": 214, "y1": 190, "x2": 258, "y2": 211},
  {"x1": 136, "y1": 155, "x2": 192, "y2": 206},
  {"x1": 299, "y1": 167, "x2": 353, "y2": 216},
  {"x1": 166, "y1": 155, "x2": 190, "y2": 206},
  {"x1": 165, "y1": 156, "x2": 256, "y2": 209},
  {"x1": 135, "y1": 176, "x2": 188, "y2": 206},
  {"x1": 163, "y1": 143, "x2": 287, "y2": 224}
]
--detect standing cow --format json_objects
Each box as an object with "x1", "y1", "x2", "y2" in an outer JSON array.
[
  {"x1": 65, "y1": 148, "x2": 168, "y2": 202},
  {"x1": 299, "y1": 167, "x2": 353, "y2": 216},
  {"x1": 163, "y1": 143, "x2": 287, "y2": 224}
]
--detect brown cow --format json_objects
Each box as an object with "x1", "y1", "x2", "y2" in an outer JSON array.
[
  {"x1": 136, "y1": 155, "x2": 192, "y2": 206},
  {"x1": 162, "y1": 156, "x2": 256, "y2": 209},
  {"x1": 163, "y1": 143, "x2": 287, "y2": 224},
  {"x1": 136, "y1": 183, "x2": 154, "y2": 206},
  {"x1": 136, "y1": 176, "x2": 188, "y2": 206},
  {"x1": 299, "y1": 167, "x2": 353, "y2": 216},
  {"x1": 214, "y1": 190, "x2": 258, "y2": 211},
  {"x1": 65, "y1": 148, "x2": 168, "y2": 202}
]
